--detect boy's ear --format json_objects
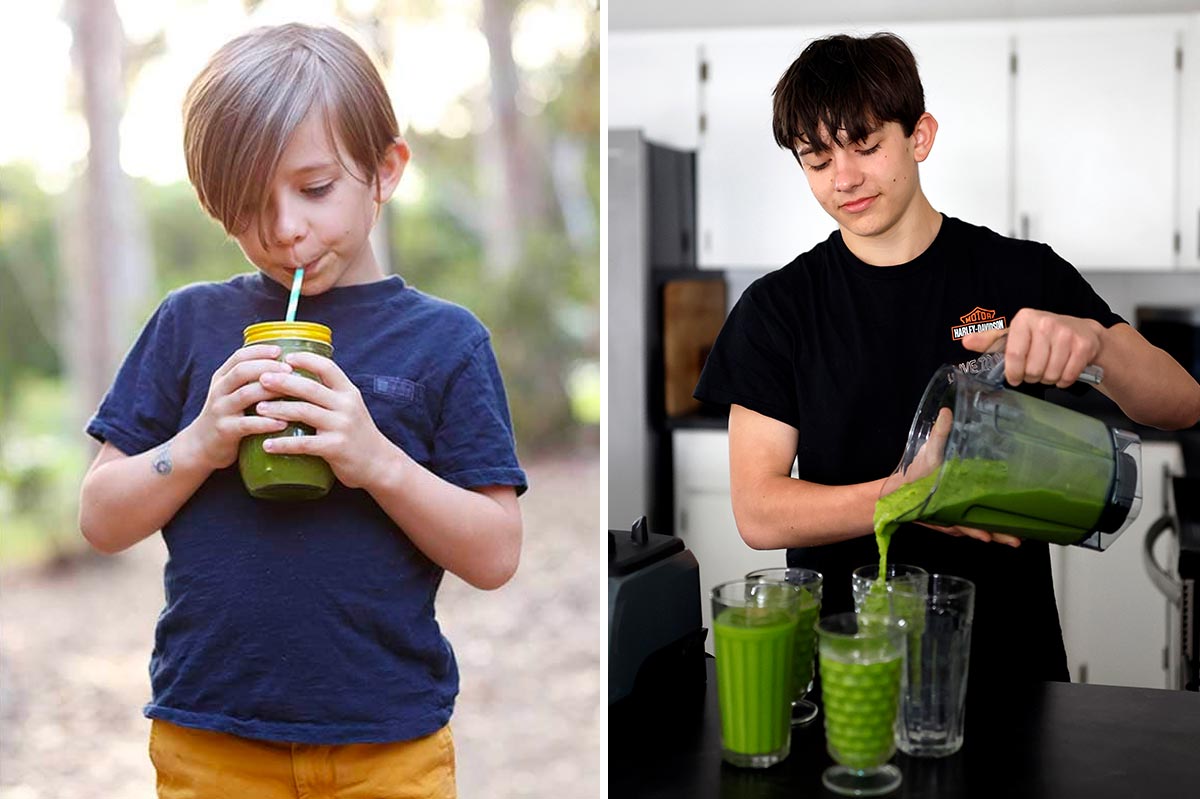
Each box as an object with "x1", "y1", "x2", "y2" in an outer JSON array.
[
  {"x1": 375, "y1": 137, "x2": 411, "y2": 203},
  {"x1": 912, "y1": 112, "x2": 938, "y2": 163}
]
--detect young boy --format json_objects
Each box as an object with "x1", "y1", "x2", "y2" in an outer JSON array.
[
  {"x1": 79, "y1": 23, "x2": 525, "y2": 797},
  {"x1": 695, "y1": 33, "x2": 1200, "y2": 695}
]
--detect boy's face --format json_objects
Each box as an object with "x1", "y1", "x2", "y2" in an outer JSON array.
[
  {"x1": 233, "y1": 109, "x2": 408, "y2": 295},
  {"x1": 796, "y1": 115, "x2": 935, "y2": 240}
]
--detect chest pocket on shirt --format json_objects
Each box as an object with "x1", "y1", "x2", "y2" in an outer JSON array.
[{"x1": 353, "y1": 374, "x2": 435, "y2": 465}]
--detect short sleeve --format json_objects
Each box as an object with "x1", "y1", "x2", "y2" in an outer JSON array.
[
  {"x1": 693, "y1": 284, "x2": 800, "y2": 429},
  {"x1": 85, "y1": 295, "x2": 185, "y2": 456},
  {"x1": 433, "y1": 337, "x2": 528, "y2": 496},
  {"x1": 1038, "y1": 245, "x2": 1126, "y2": 328}
]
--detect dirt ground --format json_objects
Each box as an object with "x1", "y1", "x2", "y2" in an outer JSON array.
[{"x1": 0, "y1": 450, "x2": 601, "y2": 799}]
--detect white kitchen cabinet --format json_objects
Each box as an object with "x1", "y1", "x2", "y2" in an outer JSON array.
[
  {"x1": 1054, "y1": 440, "x2": 1185, "y2": 688},
  {"x1": 608, "y1": 32, "x2": 702, "y2": 151},
  {"x1": 673, "y1": 429, "x2": 784, "y2": 653},
  {"x1": 902, "y1": 24, "x2": 1013, "y2": 236},
  {"x1": 695, "y1": 23, "x2": 1014, "y2": 269},
  {"x1": 1181, "y1": 13, "x2": 1200, "y2": 270},
  {"x1": 694, "y1": 28, "x2": 826, "y2": 269},
  {"x1": 1013, "y1": 16, "x2": 1185, "y2": 270},
  {"x1": 615, "y1": 15, "x2": 1197, "y2": 271}
]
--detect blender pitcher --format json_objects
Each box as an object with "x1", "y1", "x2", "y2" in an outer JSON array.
[{"x1": 878, "y1": 339, "x2": 1142, "y2": 550}]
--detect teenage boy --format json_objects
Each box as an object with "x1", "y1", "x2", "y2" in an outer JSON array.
[{"x1": 695, "y1": 32, "x2": 1200, "y2": 691}]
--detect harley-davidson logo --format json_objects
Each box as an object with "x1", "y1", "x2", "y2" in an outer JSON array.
[{"x1": 950, "y1": 306, "x2": 1007, "y2": 340}]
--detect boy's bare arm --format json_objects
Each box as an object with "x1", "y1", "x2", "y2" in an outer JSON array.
[
  {"x1": 729, "y1": 404, "x2": 886, "y2": 550},
  {"x1": 252, "y1": 351, "x2": 522, "y2": 590},
  {"x1": 79, "y1": 345, "x2": 293, "y2": 553},
  {"x1": 964, "y1": 313, "x2": 1200, "y2": 430},
  {"x1": 366, "y1": 462, "x2": 522, "y2": 591},
  {"x1": 729, "y1": 404, "x2": 1018, "y2": 549},
  {"x1": 79, "y1": 433, "x2": 219, "y2": 553}
]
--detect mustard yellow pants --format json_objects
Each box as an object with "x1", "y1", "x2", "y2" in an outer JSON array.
[{"x1": 149, "y1": 719, "x2": 456, "y2": 799}]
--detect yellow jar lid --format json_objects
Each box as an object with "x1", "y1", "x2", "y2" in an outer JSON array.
[{"x1": 243, "y1": 321, "x2": 332, "y2": 346}]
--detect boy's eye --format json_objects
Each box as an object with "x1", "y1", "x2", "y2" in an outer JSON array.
[
  {"x1": 859, "y1": 144, "x2": 881, "y2": 155},
  {"x1": 806, "y1": 160, "x2": 830, "y2": 172},
  {"x1": 302, "y1": 182, "x2": 334, "y2": 198}
]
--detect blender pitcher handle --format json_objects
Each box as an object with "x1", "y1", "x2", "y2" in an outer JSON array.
[{"x1": 981, "y1": 332, "x2": 1104, "y2": 386}]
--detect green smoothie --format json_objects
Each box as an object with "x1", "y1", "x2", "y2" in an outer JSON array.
[
  {"x1": 791, "y1": 590, "x2": 821, "y2": 698},
  {"x1": 873, "y1": 457, "x2": 1110, "y2": 547},
  {"x1": 713, "y1": 607, "x2": 798, "y2": 757},
  {"x1": 819, "y1": 650, "x2": 904, "y2": 769},
  {"x1": 237, "y1": 322, "x2": 336, "y2": 501}
]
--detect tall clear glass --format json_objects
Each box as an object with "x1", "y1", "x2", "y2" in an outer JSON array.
[
  {"x1": 745, "y1": 567, "x2": 823, "y2": 726},
  {"x1": 891, "y1": 574, "x2": 975, "y2": 758},
  {"x1": 817, "y1": 612, "x2": 904, "y2": 796},
  {"x1": 711, "y1": 579, "x2": 803, "y2": 768}
]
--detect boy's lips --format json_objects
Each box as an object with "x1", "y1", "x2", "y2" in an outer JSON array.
[
  {"x1": 286, "y1": 254, "x2": 323, "y2": 273},
  {"x1": 840, "y1": 195, "x2": 877, "y2": 213}
]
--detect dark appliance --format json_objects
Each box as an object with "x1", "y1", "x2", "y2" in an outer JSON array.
[
  {"x1": 1143, "y1": 476, "x2": 1200, "y2": 691},
  {"x1": 608, "y1": 517, "x2": 706, "y2": 705}
]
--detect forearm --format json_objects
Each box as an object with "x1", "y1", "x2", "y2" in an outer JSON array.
[
  {"x1": 1095, "y1": 324, "x2": 1200, "y2": 430},
  {"x1": 79, "y1": 426, "x2": 215, "y2": 554},
  {"x1": 731, "y1": 473, "x2": 888, "y2": 550},
  {"x1": 364, "y1": 444, "x2": 522, "y2": 590}
]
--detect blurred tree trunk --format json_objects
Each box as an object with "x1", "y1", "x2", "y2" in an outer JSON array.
[
  {"x1": 479, "y1": 0, "x2": 558, "y2": 275},
  {"x1": 63, "y1": 0, "x2": 153, "y2": 444}
]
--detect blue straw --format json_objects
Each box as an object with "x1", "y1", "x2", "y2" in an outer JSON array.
[{"x1": 285, "y1": 268, "x2": 304, "y2": 322}]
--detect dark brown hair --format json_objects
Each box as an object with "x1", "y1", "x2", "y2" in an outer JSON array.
[
  {"x1": 183, "y1": 23, "x2": 400, "y2": 246},
  {"x1": 772, "y1": 33, "x2": 924, "y2": 161}
]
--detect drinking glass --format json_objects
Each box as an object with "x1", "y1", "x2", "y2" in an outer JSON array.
[
  {"x1": 891, "y1": 574, "x2": 975, "y2": 757},
  {"x1": 711, "y1": 579, "x2": 803, "y2": 768},
  {"x1": 817, "y1": 612, "x2": 905, "y2": 796},
  {"x1": 851, "y1": 563, "x2": 928, "y2": 614},
  {"x1": 745, "y1": 567, "x2": 823, "y2": 726}
]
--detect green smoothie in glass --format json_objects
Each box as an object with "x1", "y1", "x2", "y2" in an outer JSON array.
[
  {"x1": 711, "y1": 596, "x2": 799, "y2": 767},
  {"x1": 817, "y1": 612, "x2": 905, "y2": 794},
  {"x1": 238, "y1": 321, "x2": 336, "y2": 501}
]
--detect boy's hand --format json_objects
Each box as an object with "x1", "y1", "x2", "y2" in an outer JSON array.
[
  {"x1": 253, "y1": 352, "x2": 394, "y2": 489},
  {"x1": 962, "y1": 308, "x2": 1104, "y2": 389},
  {"x1": 190, "y1": 345, "x2": 293, "y2": 469}
]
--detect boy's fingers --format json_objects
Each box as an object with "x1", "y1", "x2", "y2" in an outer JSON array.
[
  {"x1": 283, "y1": 351, "x2": 355, "y2": 391},
  {"x1": 961, "y1": 328, "x2": 1006, "y2": 354},
  {"x1": 258, "y1": 371, "x2": 338, "y2": 408},
  {"x1": 1003, "y1": 323, "x2": 1032, "y2": 386},
  {"x1": 219, "y1": 359, "x2": 293, "y2": 395},
  {"x1": 214, "y1": 345, "x2": 282, "y2": 379},
  {"x1": 238, "y1": 416, "x2": 289, "y2": 436},
  {"x1": 225, "y1": 381, "x2": 285, "y2": 413},
  {"x1": 255, "y1": 400, "x2": 336, "y2": 431}
]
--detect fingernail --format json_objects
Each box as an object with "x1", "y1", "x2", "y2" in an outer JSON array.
[{"x1": 263, "y1": 440, "x2": 274, "y2": 452}]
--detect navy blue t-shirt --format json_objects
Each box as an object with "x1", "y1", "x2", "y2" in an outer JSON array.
[{"x1": 87, "y1": 273, "x2": 527, "y2": 744}]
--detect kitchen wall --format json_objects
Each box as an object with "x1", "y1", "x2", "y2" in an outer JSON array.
[{"x1": 612, "y1": 0, "x2": 1200, "y2": 31}]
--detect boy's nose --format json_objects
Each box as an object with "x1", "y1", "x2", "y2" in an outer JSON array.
[
  {"x1": 833, "y1": 157, "x2": 864, "y2": 193},
  {"x1": 270, "y1": 198, "x2": 306, "y2": 246}
]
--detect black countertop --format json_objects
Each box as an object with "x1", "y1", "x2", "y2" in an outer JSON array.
[{"x1": 610, "y1": 658, "x2": 1200, "y2": 799}]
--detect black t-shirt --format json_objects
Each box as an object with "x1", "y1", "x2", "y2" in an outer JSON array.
[{"x1": 694, "y1": 215, "x2": 1125, "y2": 689}]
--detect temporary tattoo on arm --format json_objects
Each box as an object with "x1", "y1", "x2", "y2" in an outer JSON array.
[{"x1": 152, "y1": 442, "x2": 173, "y2": 475}]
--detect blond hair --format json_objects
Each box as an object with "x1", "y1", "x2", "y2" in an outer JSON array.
[{"x1": 183, "y1": 23, "x2": 399, "y2": 246}]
